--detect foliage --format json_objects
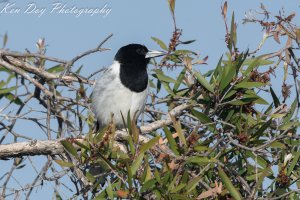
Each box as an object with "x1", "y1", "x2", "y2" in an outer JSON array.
[{"x1": 1, "y1": 1, "x2": 300, "y2": 199}]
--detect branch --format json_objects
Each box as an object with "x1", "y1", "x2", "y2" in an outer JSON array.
[
  {"x1": 0, "y1": 140, "x2": 64, "y2": 159},
  {"x1": 2, "y1": 55, "x2": 93, "y2": 84},
  {"x1": 0, "y1": 50, "x2": 68, "y2": 64},
  {"x1": 0, "y1": 103, "x2": 191, "y2": 159},
  {"x1": 63, "y1": 33, "x2": 113, "y2": 75}
]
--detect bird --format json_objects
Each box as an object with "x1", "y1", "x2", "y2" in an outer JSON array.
[{"x1": 92, "y1": 44, "x2": 165, "y2": 129}]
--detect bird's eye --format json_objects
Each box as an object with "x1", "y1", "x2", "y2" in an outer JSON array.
[{"x1": 136, "y1": 48, "x2": 146, "y2": 56}]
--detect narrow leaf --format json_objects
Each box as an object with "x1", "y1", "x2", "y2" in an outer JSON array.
[
  {"x1": 186, "y1": 156, "x2": 217, "y2": 164},
  {"x1": 151, "y1": 37, "x2": 168, "y2": 50},
  {"x1": 191, "y1": 109, "x2": 212, "y2": 124},
  {"x1": 270, "y1": 87, "x2": 280, "y2": 108},
  {"x1": 185, "y1": 176, "x2": 202, "y2": 193},
  {"x1": 153, "y1": 70, "x2": 177, "y2": 83},
  {"x1": 140, "y1": 136, "x2": 160, "y2": 154},
  {"x1": 55, "y1": 160, "x2": 74, "y2": 167},
  {"x1": 164, "y1": 126, "x2": 180, "y2": 156},
  {"x1": 194, "y1": 71, "x2": 214, "y2": 92},
  {"x1": 61, "y1": 140, "x2": 77, "y2": 157},
  {"x1": 180, "y1": 40, "x2": 196, "y2": 44},
  {"x1": 287, "y1": 151, "x2": 300, "y2": 176},
  {"x1": 235, "y1": 82, "x2": 265, "y2": 89},
  {"x1": 132, "y1": 137, "x2": 160, "y2": 176},
  {"x1": 47, "y1": 65, "x2": 64, "y2": 73},
  {"x1": 173, "y1": 68, "x2": 186, "y2": 92},
  {"x1": 0, "y1": 86, "x2": 17, "y2": 95},
  {"x1": 218, "y1": 167, "x2": 242, "y2": 200}
]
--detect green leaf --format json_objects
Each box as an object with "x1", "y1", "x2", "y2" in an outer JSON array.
[
  {"x1": 156, "y1": 79, "x2": 161, "y2": 93},
  {"x1": 132, "y1": 137, "x2": 160, "y2": 176},
  {"x1": 47, "y1": 65, "x2": 64, "y2": 73},
  {"x1": 126, "y1": 110, "x2": 132, "y2": 134},
  {"x1": 283, "y1": 98, "x2": 298, "y2": 124},
  {"x1": 180, "y1": 40, "x2": 196, "y2": 44},
  {"x1": 194, "y1": 71, "x2": 214, "y2": 92},
  {"x1": 243, "y1": 58, "x2": 260, "y2": 75},
  {"x1": 140, "y1": 136, "x2": 160, "y2": 154},
  {"x1": 172, "y1": 117, "x2": 187, "y2": 148},
  {"x1": 163, "y1": 126, "x2": 180, "y2": 156},
  {"x1": 243, "y1": 57, "x2": 274, "y2": 75},
  {"x1": 186, "y1": 156, "x2": 217, "y2": 164},
  {"x1": 74, "y1": 141, "x2": 90, "y2": 151},
  {"x1": 229, "y1": 12, "x2": 237, "y2": 50},
  {"x1": 223, "y1": 89, "x2": 237, "y2": 100},
  {"x1": 269, "y1": 141, "x2": 286, "y2": 149},
  {"x1": 170, "y1": 194, "x2": 193, "y2": 200},
  {"x1": 185, "y1": 176, "x2": 202, "y2": 193},
  {"x1": 55, "y1": 160, "x2": 74, "y2": 167},
  {"x1": 229, "y1": 97, "x2": 258, "y2": 106},
  {"x1": 170, "y1": 183, "x2": 186, "y2": 193},
  {"x1": 243, "y1": 91, "x2": 268, "y2": 105},
  {"x1": 173, "y1": 68, "x2": 186, "y2": 92},
  {"x1": 141, "y1": 158, "x2": 152, "y2": 183},
  {"x1": 251, "y1": 120, "x2": 271, "y2": 139},
  {"x1": 140, "y1": 179, "x2": 157, "y2": 193},
  {"x1": 246, "y1": 151, "x2": 268, "y2": 168},
  {"x1": 153, "y1": 69, "x2": 177, "y2": 83},
  {"x1": 75, "y1": 65, "x2": 84, "y2": 74},
  {"x1": 191, "y1": 109, "x2": 212, "y2": 124},
  {"x1": 85, "y1": 171, "x2": 96, "y2": 183},
  {"x1": 219, "y1": 63, "x2": 236, "y2": 92},
  {"x1": 93, "y1": 190, "x2": 107, "y2": 199},
  {"x1": 194, "y1": 146, "x2": 210, "y2": 152},
  {"x1": 162, "y1": 82, "x2": 175, "y2": 95},
  {"x1": 61, "y1": 140, "x2": 77, "y2": 157},
  {"x1": 106, "y1": 182, "x2": 114, "y2": 199},
  {"x1": 212, "y1": 55, "x2": 223, "y2": 82},
  {"x1": 93, "y1": 124, "x2": 109, "y2": 143},
  {"x1": 154, "y1": 168, "x2": 161, "y2": 183},
  {"x1": 126, "y1": 163, "x2": 133, "y2": 188},
  {"x1": 270, "y1": 87, "x2": 280, "y2": 108},
  {"x1": 130, "y1": 156, "x2": 144, "y2": 176},
  {"x1": 0, "y1": 81, "x2": 6, "y2": 88},
  {"x1": 235, "y1": 82, "x2": 266, "y2": 89},
  {"x1": 242, "y1": 57, "x2": 274, "y2": 68},
  {"x1": 249, "y1": 166, "x2": 273, "y2": 188},
  {"x1": 127, "y1": 135, "x2": 136, "y2": 155},
  {"x1": 149, "y1": 79, "x2": 156, "y2": 88},
  {"x1": 174, "y1": 49, "x2": 197, "y2": 55},
  {"x1": 0, "y1": 86, "x2": 17, "y2": 95},
  {"x1": 218, "y1": 166, "x2": 242, "y2": 200},
  {"x1": 4, "y1": 93, "x2": 23, "y2": 105},
  {"x1": 279, "y1": 121, "x2": 300, "y2": 131},
  {"x1": 151, "y1": 37, "x2": 168, "y2": 50},
  {"x1": 287, "y1": 151, "x2": 300, "y2": 176}
]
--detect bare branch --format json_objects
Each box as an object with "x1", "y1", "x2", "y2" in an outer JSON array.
[{"x1": 0, "y1": 103, "x2": 191, "y2": 159}]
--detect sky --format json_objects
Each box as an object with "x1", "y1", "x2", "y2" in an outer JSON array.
[{"x1": 0, "y1": 0, "x2": 299, "y2": 199}]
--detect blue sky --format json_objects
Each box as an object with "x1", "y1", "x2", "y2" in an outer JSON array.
[
  {"x1": 1, "y1": 0, "x2": 298, "y2": 71},
  {"x1": 0, "y1": 0, "x2": 299, "y2": 199}
]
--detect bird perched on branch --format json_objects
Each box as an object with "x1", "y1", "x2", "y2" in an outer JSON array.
[{"x1": 92, "y1": 44, "x2": 165, "y2": 129}]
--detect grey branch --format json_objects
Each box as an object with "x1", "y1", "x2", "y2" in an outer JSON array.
[{"x1": 0, "y1": 103, "x2": 191, "y2": 159}]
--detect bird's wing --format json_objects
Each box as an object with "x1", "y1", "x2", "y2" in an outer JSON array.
[{"x1": 92, "y1": 67, "x2": 116, "y2": 96}]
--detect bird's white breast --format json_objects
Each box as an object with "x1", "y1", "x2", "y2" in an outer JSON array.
[{"x1": 92, "y1": 61, "x2": 148, "y2": 128}]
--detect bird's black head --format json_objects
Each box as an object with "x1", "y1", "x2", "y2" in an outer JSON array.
[
  {"x1": 115, "y1": 43, "x2": 165, "y2": 93},
  {"x1": 114, "y1": 44, "x2": 150, "y2": 67}
]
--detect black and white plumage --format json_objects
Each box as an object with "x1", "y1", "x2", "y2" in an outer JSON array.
[{"x1": 92, "y1": 44, "x2": 165, "y2": 128}]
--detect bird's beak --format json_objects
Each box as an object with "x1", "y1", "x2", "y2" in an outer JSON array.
[{"x1": 145, "y1": 50, "x2": 166, "y2": 58}]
